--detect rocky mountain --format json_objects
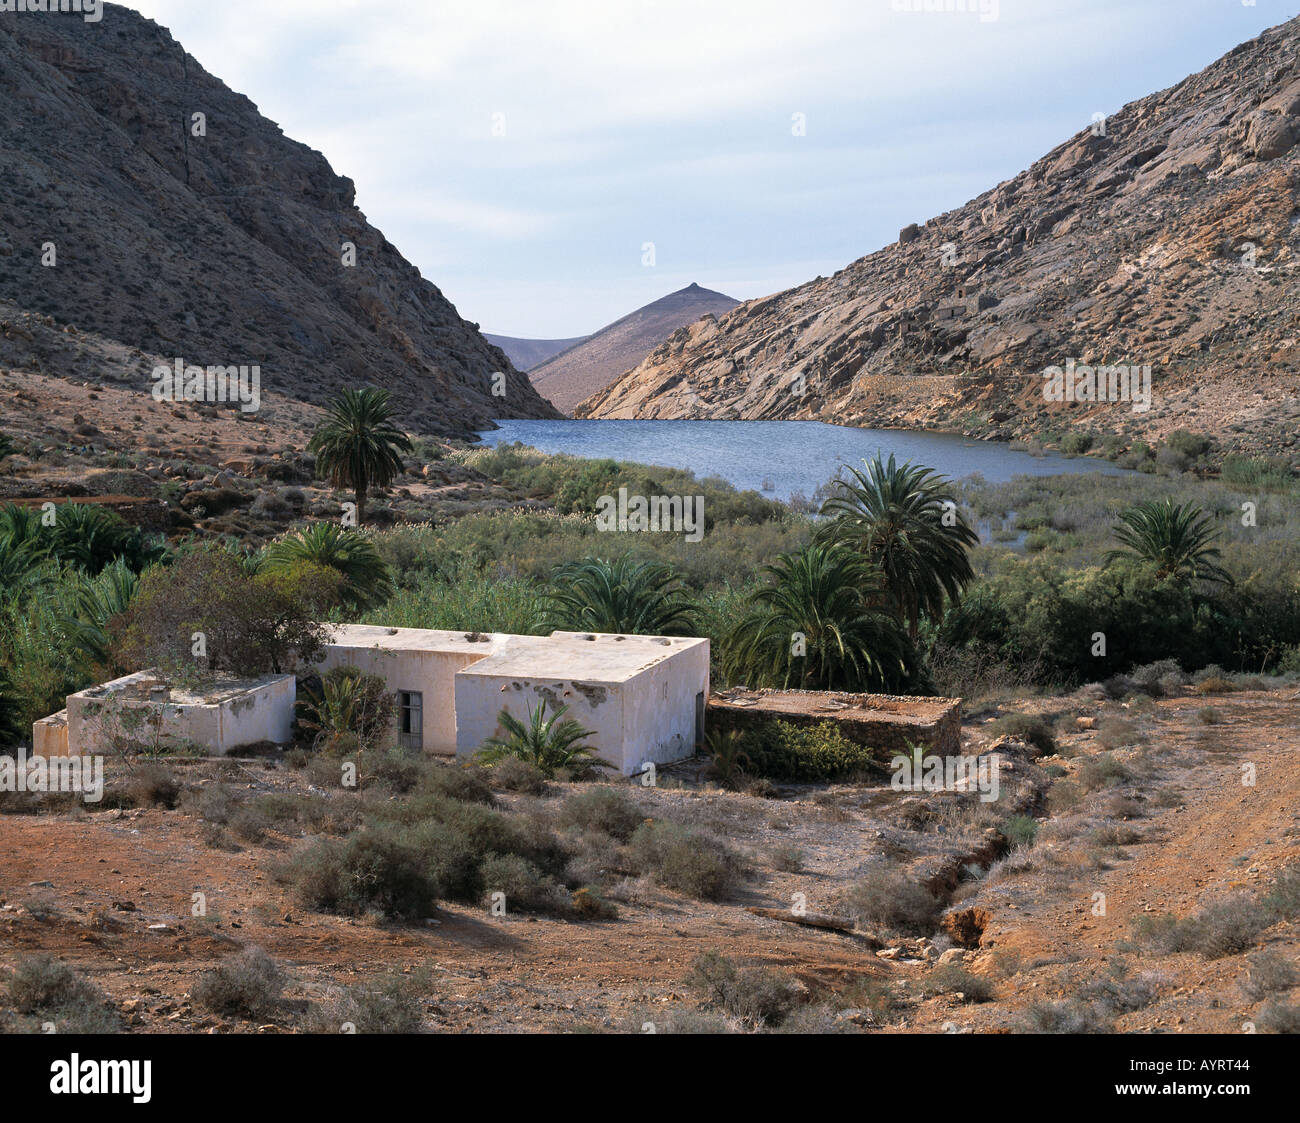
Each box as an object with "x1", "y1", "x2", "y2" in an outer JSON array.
[
  {"x1": 530, "y1": 283, "x2": 739, "y2": 413},
  {"x1": 483, "y1": 332, "x2": 590, "y2": 373},
  {"x1": 0, "y1": 5, "x2": 559, "y2": 439},
  {"x1": 578, "y1": 18, "x2": 1300, "y2": 461}
]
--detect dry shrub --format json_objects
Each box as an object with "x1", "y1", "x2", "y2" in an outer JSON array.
[
  {"x1": 844, "y1": 868, "x2": 944, "y2": 935},
  {"x1": 192, "y1": 947, "x2": 285, "y2": 1018}
]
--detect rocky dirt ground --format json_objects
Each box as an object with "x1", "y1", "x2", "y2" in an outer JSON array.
[{"x1": 2, "y1": 684, "x2": 1297, "y2": 1034}]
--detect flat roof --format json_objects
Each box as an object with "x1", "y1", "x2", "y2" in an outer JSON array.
[
  {"x1": 323, "y1": 625, "x2": 706, "y2": 682},
  {"x1": 72, "y1": 669, "x2": 290, "y2": 707},
  {"x1": 324, "y1": 624, "x2": 508, "y2": 655},
  {"x1": 459, "y1": 631, "x2": 707, "y2": 683}
]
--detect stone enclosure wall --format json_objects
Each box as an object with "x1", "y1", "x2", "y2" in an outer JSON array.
[{"x1": 707, "y1": 689, "x2": 962, "y2": 759}]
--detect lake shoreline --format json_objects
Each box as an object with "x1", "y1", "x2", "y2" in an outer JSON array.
[{"x1": 474, "y1": 418, "x2": 1134, "y2": 502}]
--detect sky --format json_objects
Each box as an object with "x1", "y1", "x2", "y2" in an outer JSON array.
[{"x1": 125, "y1": 0, "x2": 1289, "y2": 338}]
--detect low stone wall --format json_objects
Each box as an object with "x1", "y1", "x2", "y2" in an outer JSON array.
[
  {"x1": 707, "y1": 688, "x2": 962, "y2": 758},
  {"x1": 7, "y1": 495, "x2": 169, "y2": 533}
]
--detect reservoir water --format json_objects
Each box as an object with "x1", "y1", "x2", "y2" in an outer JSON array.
[{"x1": 475, "y1": 419, "x2": 1131, "y2": 501}]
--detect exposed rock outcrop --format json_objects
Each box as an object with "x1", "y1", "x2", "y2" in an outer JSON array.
[{"x1": 579, "y1": 17, "x2": 1300, "y2": 461}]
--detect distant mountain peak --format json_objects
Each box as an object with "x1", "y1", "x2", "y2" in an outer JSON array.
[{"x1": 527, "y1": 284, "x2": 740, "y2": 413}]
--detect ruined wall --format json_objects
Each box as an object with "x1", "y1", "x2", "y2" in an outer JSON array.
[
  {"x1": 707, "y1": 690, "x2": 961, "y2": 759},
  {"x1": 60, "y1": 671, "x2": 295, "y2": 756}
]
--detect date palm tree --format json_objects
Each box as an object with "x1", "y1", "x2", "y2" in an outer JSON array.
[
  {"x1": 308, "y1": 387, "x2": 412, "y2": 526},
  {"x1": 1106, "y1": 498, "x2": 1231, "y2": 584},
  {"x1": 818, "y1": 453, "x2": 978, "y2": 640},
  {"x1": 543, "y1": 554, "x2": 699, "y2": 636},
  {"x1": 724, "y1": 541, "x2": 912, "y2": 692},
  {"x1": 261, "y1": 522, "x2": 393, "y2": 609},
  {"x1": 475, "y1": 700, "x2": 604, "y2": 778}
]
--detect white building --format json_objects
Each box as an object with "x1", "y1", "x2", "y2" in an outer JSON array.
[
  {"x1": 31, "y1": 627, "x2": 710, "y2": 774},
  {"x1": 321, "y1": 625, "x2": 710, "y2": 775},
  {"x1": 35, "y1": 670, "x2": 295, "y2": 758}
]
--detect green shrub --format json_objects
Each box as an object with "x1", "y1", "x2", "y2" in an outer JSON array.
[
  {"x1": 1078, "y1": 753, "x2": 1132, "y2": 793},
  {"x1": 1133, "y1": 893, "x2": 1272, "y2": 959},
  {"x1": 1241, "y1": 950, "x2": 1299, "y2": 1000},
  {"x1": 128, "y1": 763, "x2": 182, "y2": 808},
  {"x1": 1022, "y1": 999, "x2": 1114, "y2": 1033},
  {"x1": 1078, "y1": 967, "x2": 1163, "y2": 1013},
  {"x1": 1262, "y1": 861, "x2": 1300, "y2": 921},
  {"x1": 1257, "y1": 1000, "x2": 1300, "y2": 1034},
  {"x1": 770, "y1": 844, "x2": 806, "y2": 872},
  {"x1": 480, "y1": 853, "x2": 569, "y2": 914},
  {"x1": 8, "y1": 955, "x2": 108, "y2": 1016},
  {"x1": 416, "y1": 762, "x2": 495, "y2": 806},
  {"x1": 920, "y1": 963, "x2": 994, "y2": 1003},
  {"x1": 1001, "y1": 814, "x2": 1039, "y2": 849},
  {"x1": 486, "y1": 756, "x2": 547, "y2": 794},
  {"x1": 307, "y1": 970, "x2": 427, "y2": 1034},
  {"x1": 570, "y1": 886, "x2": 618, "y2": 920},
  {"x1": 1059, "y1": 432, "x2": 1094, "y2": 456},
  {"x1": 742, "y1": 720, "x2": 879, "y2": 782}
]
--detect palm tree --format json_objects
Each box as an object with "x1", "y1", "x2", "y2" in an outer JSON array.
[
  {"x1": 0, "y1": 503, "x2": 48, "y2": 558},
  {"x1": 724, "y1": 541, "x2": 912, "y2": 692},
  {"x1": 261, "y1": 522, "x2": 393, "y2": 609},
  {"x1": 818, "y1": 453, "x2": 978, "y2": 639},
  {"x1": 307, "y1": 387, "x2": 413, "y2": 525},
  {"x1": 61, "y1": 557, "x2": 139, "y2": 671},
  {"x1": 475, "y1": 700, "x2": 605, "y2": 778},
  {"x1": 1106, "y1": 498, "x2": 1232, "y2": 584},
  {"x1": 47, "y1": 503, "x2": 163, "y2": 575},
  {"x1": 543, "y1": 554, "x2": 699, "y2": 636}
]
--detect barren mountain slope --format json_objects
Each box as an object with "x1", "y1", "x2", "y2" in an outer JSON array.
[
  {"x1": 531, "y1": 283, "x2": 739, "y2": 413},
  {"x1": 579, "y1": 18, "x2": 1300, "y2": 461},
  {"x1": 483, "y1": 333, "x2": 590, "y2": 372},
  {"x1": 0, "y1": 5, "x2": 559, "y2": 438}
]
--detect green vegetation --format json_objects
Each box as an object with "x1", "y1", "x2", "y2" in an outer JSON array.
[
  {"x1": 297, "y1": 666, "x2": 394, "y2": 756},
  {"x1": 3, "y1": 424, "x2": 1299, "y2": 753},
  {"x1": 1106, "y1": 498, "x2": 1231, "y2": 584},
  {"x1": 735, "y1": 719, "x2": 880, "y2": 782},
  {"x1": 263, "y1": 522, "x2": 393, "y2": 609},
  {"x1": 474, "y1": 700, "x2": 604, "y2": 778},
  {"x1": 542, "y1": 553, "x2": 699, "y2": 635},
  {"x1": 724, "y1": 542, "x2": 913, "y2": 692}
]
